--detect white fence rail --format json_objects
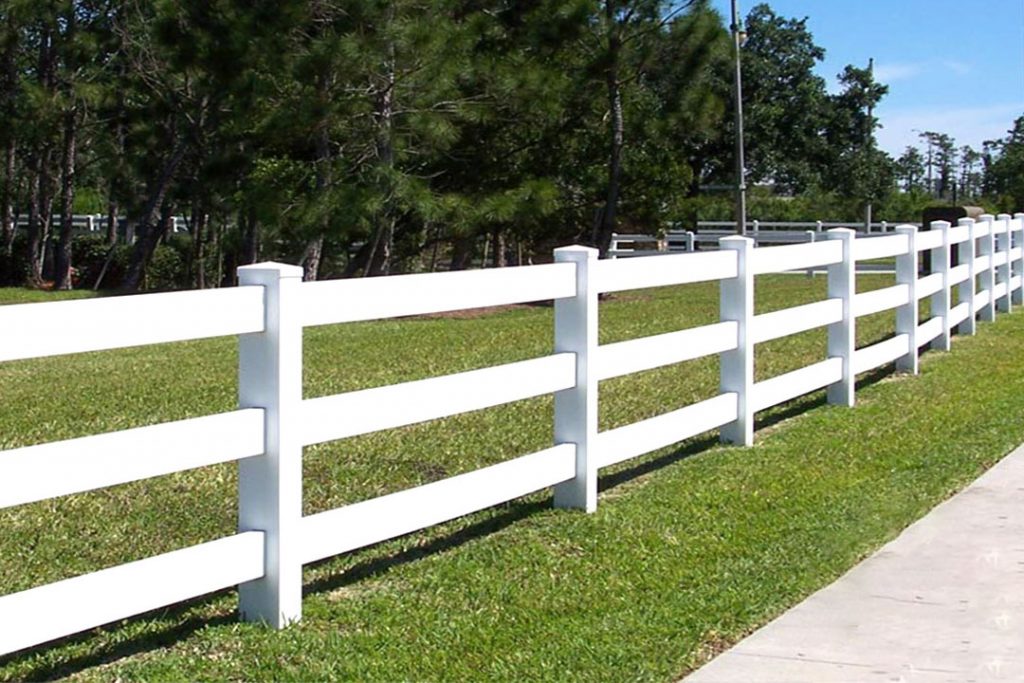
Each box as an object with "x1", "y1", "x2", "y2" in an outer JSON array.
[
  {"x1": 1, "y1": 213, "x2": 1022, "y2": 656},
  {"x1": 610, "y1": 224, "x2": 904, "y2": 268},
  {"x1": 12, "y1": 213, "x2": 189, "y2": 235}
]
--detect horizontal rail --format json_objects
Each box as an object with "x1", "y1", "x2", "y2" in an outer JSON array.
[
  {"x1": 854, "y1": 234, "x2": 909, "y2": 261},
  {"x1": 974, "y1": 290, "x2": 991, "y2": 310},
  {"x1": 299, "y1": 263, "x2": 576, "y2": 327},
  {"x1": 949, "y1": 302, "x2": 970, "y2": 328},
  {"x1": 949, "y1": 264, "x2": 970, "y2": 287},
  {"x1": 993, "y1": 221, "x2": 1007, "y2": 235},
  {"x1": 1012, "y1": 275, "x2": 1022, "y2": 291},
  {"x1": 994, "y1": 252, "x2": 1009, "y2": 267},
  {"x1": 751, "y1": 240, "x2": 843, "y2": 275},
  {"x1": 752, "y1": 298, "x2": 842, "y2": 344},
  {"x1": 1011, "y1": 247, "x2": 1022, "y2": 261},
  {"x1": 974, "y1": 255, "x2": 990, "y2": 273},
  {"x1": 751, "y1": 357, "x2": 843, "y2": 413},
  {"x1": 853, "y1": 335, "x2": 910, "y2": 374},
  {"x1": 949, "y1": 225, "x2": 970, "y2": 245},
  {"x1": 994, "y1": 282, "x2": 1008, "y2": 300},
  {"x1": 976, "y1": 222, "x2": 991, "y2": 238},
  {"x1": 853, "y1": 284, "x2": 909, "y2": 318},
  {"x1": 917, "y1": 317, "x2": 944, "y2": 347},
  {"x1": 0, "y1": 287, "x2": 265, "y2": 363},
  {"x1": 0, "y1": 410, "x2": 265, "y2": 509},
  {"x1": 611, "y1": 233, "x2": 656, "y2": 241},
  {"x1": 593, "y1": 250, "x2": 737, "y2": 293},
  {"x1": 0, "y1": 532, "x2": 264, "y2": 656},
  {"x1": 595, "y1": 393, "x2": 738, "y2": 469},
  {"x1": 595, "y1": 322, "x2": 737, "y2": 381},
  {"x1": 302, "y1": 354, "x2": 576, "y2": 445},
  {"x1": 609, "y1": 250, "x2": 662, "y2": 258},
  {"x1": 916, "y1": 230, "x2": 944, "y2": 251},
  {"x1": 301, "y1": 445, "x2": 575, "y2": 563},
  {"x1": 917, "y1": 273, "x2": 943, "y2": 299}
]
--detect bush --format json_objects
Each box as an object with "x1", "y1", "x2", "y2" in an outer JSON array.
[{"x1": 145, "y1": 243, "x2": 186, "y2": 290}]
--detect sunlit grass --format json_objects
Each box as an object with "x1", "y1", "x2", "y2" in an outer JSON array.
[{"x1": 1, "y1": 273, "x2": 1021, "y2": 682}]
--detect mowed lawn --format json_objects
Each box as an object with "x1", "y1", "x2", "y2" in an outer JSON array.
[{"x1": 2, "y1": 271, "x2": 1024, "y2": 681}]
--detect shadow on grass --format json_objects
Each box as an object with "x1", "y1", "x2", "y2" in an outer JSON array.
[
  {"x1": 0, "y1": 363, "x2": 903, "y2": 680},
  {"x1": 0, "y1": 602, "x2": 237, "y2": 682},
  {"x1": 303, "y1": 498, "x2": 549, "y2": 598},
  {"x1": 599, "y1": 434, "x2": 720, "y2": 493}
]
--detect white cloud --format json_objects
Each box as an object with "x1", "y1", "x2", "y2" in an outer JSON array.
[
  {"x1": 873, "y1": 62, "x2": 924, "y2": 84},
  {"x1": 876, "y1": 101, "x2": 1024, "y2": 155},
  {"x1": 942, "y1": 60, "x2": 971, "y2": 75}
]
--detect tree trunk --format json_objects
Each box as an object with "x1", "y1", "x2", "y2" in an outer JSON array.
[
  {"x1": 39, "y1": 154, "x2": 57, "y2": 281},
  {"x1": 301, "y1": 235, "x2": 324, "y2": 281},
  {"x1": 24, "y1": 154, "x2": 42, "y2": 284},
  {"x1": 593, "y1": 5, "x2": 623, "y2": 257},
  {"x1": 1, "y1": 11, "x2": 18, "y2": 256},
  {"x1": 189, "y1": 199, "x2": 207, "y2": 289},
  {"x1": 342, "y1": 239, "x2": 373, "y2": 277},
  {"x1": 490, "y1": 228, "x2": 506, "y2": 268},
  {"x1": 106, "y1": 91, "x2": 126, "y2": 245},
  {"x1": 1, "y1": 140, "x2": 13, "y2": 256},
  {"x1": 449, "y1": 235, "x2": 475, "y2": 271},
  {"x1": 211, "y1": 218, "x2": 224, "y2": 287},
  {"x1": 302, "y1": 72, "x2": 333, "y2": 282},
  {"x1": 55, "y1": 108, "x2": 78, "y2": 290},
  {"x1": 121, "y1": 134, "x2": 187, "y2": 291},
  {"x1": 26, "y1": 147, "x2": 55, "y2": 285},
  {"x1": 105, "y1": 194, "x2": 118, "y2": 245},
  {"x1": 241, "y1": 207, "x2": 258, "y2": 266},
  {"x1": 365, "y1": 30, "x2": 397, "y2": 277}
]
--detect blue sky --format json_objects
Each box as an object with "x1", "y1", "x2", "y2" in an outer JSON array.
[{"x1": 709, "y1": 0, "x2": 1024, "y2": 157}]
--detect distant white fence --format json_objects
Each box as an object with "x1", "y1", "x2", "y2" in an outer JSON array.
[
  {"x1": 1, "y1": 212, "x2": 1022, "y2": 656},
  {"x1": 610, "y1": 220, "x2": 914, "y2": 258},
  {"x1": 12, "y1": 214, "x2": 189, "y2": 235}
]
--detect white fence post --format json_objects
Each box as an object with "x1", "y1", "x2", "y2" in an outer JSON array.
[
  {"x1": 930, "y1": 220, "x2": 952, "y2": 351},
  {"x1": 805, "y1": 230, "x2": 816, "y2": 277},
  {"x1": 997, "y1": 214, "x2": 1013, "y2": 313},
  {"x1": 686, "y1": 230, "x2": 695, "y2": 253},
  {"x1": 719, "y1": 236, "x2": 754, "y2": 446},
  {"x1": 553, "y1": 245, "x2": 599, "y2": 512},
  {"x1": 958, "y1": 218, "x2": 977, "y2": 335},
  {"x1": 827, "y1": 228, "x2": 855, "y2": 406},
  {"x1": 1015, "y1": 213, "x2": 1024, "y2": 306},
  {"x1": 979, "y1": 214, "x2": 996, "y2": 322},
  {"x1": 895, "y1": 225, "x2": 919, "y2": 374},
  {"x1": 237, "y1": 262, "x2": 304, "y2": 628}
]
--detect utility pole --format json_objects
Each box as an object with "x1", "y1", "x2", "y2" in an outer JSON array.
[
  {"x1": 864, "y1": 57, "x2": 873, "y2": 232},
  {"x1": 731, "y1": 0, "x2": 747, "y2": 235}
]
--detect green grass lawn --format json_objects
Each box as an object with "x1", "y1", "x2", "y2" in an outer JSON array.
[{"x1": 1, "y1": 273, "x2": 1021, "y2": 682}]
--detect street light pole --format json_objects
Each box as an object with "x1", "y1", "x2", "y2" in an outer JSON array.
[
  {"x1": 731, "y1": 0, "x2": 747, "y2": 236},
  {"x1": 864, "y1": 57, "x2": 874, "y2": 232}
]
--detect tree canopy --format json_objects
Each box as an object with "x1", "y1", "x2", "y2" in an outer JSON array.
[{"x1": 0, "y1": 1, "x2": 1016, "y2": 290}]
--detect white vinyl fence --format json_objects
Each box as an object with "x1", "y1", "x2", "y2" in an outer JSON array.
[
  {"x1": 610, "y1": 220, "x2": 912, "y2": 258},
  {"x1": 0, "y1": 213, "x2": 1022, "y2": 656}
]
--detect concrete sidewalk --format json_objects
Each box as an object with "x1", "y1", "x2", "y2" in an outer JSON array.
[{"x1": 683, "y1": 444, "x2": 1024, "y2": 683}]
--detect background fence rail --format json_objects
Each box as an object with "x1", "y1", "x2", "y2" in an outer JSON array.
[{"x1": 1, "y1": 212, "x2": 1023, "y2": 656}]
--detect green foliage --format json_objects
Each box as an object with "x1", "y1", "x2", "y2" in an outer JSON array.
[
  {"x1": 0, "y1": 2, "x2": 1017, "y2": 287},
  {"x1": 984, "y1": 116, "x2": 1024, "y2": 212}
]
